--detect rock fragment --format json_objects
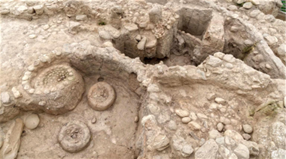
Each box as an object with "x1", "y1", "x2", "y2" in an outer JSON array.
[
  {"x1": 195, "y1": 139, "x2": 219, "y2": 159},
  {"x1": 0, "y1": 9, "x2": 10, "y2": 15},
  {"x1": 0, "y1": 119, "x2": 24, "y2": 159},
  {"x1": 149, "y1": 5, "x2": 162, "y2": 23},
  {"x1": 209, "y1": 129, "x2": 222, "y2": 139},
  {"x1": 243, "y1": 2, "x2": 253, "y2": 9},
  {"x1": 1, "y1": 92, "x2": 11, "y2": 104},
  {"x1": 33, "y1": 5, "x2": 44, "y2": 15},
  {"x1": 217, "y1": 122, "x2": 224, "y2": 132},
  {"x1": 24, "y1": 114, "x2": 40, "y2": 130},
  {"x1": 218, "y1": 145, "x2": 230, "y2": 158},
  {"x1": 242, "y1": 124, "x2": 253, "y2": 134},
  {"x1": 175, "y1": 109, "x2": 189, "y2": 117},
  {"x1": 137, "y1": 36, "x2": 147, "y2": 50},
  {"x1": 215, "y1": 97, "x2": 226, "y2": 104},
  {"x1": 181, "y1": 144, "x2": 193, "y2": 157},
  {"x1": 99, "y1": 30, "x2": 112, "y2": 40},
  {"x1": 75, "y1": 15, "x2": 87, "y2": 21},
  {"x1": 242, "y1": 134, "x2": 251, "y2": 140},
  {"x1": 153, "y1": 134, "x2": 170, "y2": 151},
  {"x1": 188, "y1": 121, "x2": 201, "y2": 130},
  {"x1": 234, "y1": 144, "x2": 250, "y2": 159},
  {"x1": 168, "y1": 120, "x2": 177, "y2": 130},
  {"x1": 224, "y1": 130, "x2": 244, "y2": 141},
  {"x1": 181, "y1": 117, "x2": 191, "y2": 124}
]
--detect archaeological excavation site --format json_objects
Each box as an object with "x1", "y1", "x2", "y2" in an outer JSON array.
[{"x1": 0, "y1": 0, "x2": 286, "y2": 158}]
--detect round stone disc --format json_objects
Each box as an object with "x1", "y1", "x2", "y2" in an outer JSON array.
[{"x1": 87, "y1": 82, "x2": 116, "y2": 111}]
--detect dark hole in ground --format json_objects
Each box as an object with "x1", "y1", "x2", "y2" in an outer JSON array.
[{"x1": 142, "y1": 57, "x2": 166, "y2": 65}]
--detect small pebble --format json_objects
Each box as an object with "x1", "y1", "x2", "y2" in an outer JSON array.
[
  {"x1": 265, "y1": 64, "x2": 272, "y2": 69},
  {"x1": 197, "y1": 113, "x2": 207, "y2": 119},
  {"x1": 11, "y1": 87, "x2": 22, "y2": 99},
  {"x1": 242, "y1": 133, "x2": 251, "y2": 140},
  {"x1": 24, "y1": 114, "x2": 40, "y2": 129},
  {"x1": 217, "y1": 122, "x2": 224, "y2": 132},
  {"x1": 76, "y1": 15, "x2": 87, "y2": 21},
  {"x1": 188, "y1": 121, "x2": 201, "y2": 130},
  {"x1": 1, "y1": 92, "x2": 10, "y2": 104},
  {"x1": 134, "y1": 116, "x2": 139, "y2": 123},
  {"x1": 243, "y1": 2, "x2": 253, "y2": 9},
  {"x1": 182, "y1": 117, "x2": 191, "y2": 124},
  {"x1": 168, "y1": 120, "x2": 177, "y2": 130},
  {"x1": 175, "y1": 109, "x2": 189, "y2": 117},
  {"x1": 91, "y1": 117, "x2": 97, "y2": 124},
  {"x1": 215, "y1": 97, "x2": 226, "y2": 104},
  {"x1": 38, "y1": 101, "x2": 46, "y2": 106},
  {"x1": 242, "y1": 124, "x2": 253, "y2": 134},
  {"x1": 29, "y1": 34, "x2": 37, "y2": 39},
  {"x1": 181, "y1": 145, "x2": 194, "y2": 157},
  {"x1": 190, "y1": 112, "x2": 197, "y2": 120}
]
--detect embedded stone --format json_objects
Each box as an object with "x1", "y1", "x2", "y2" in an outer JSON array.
[
  {"x1": 181, "y1": 144, "x2": 193, "y2": 157},
  {"x1": 181, "y1": 117, "x2": 191, "y2": 124},
  {"x1": 242, "y1": 124, "x2": 253, "y2": 134},
  {"x1": 195, "y1": 139, "x2": 219, "y2": 159},
  {"x1": 188, "y1": 121, "x2": 201, "y2": 130},
  {"x1": 175, "y1": 109, "x2": 189, "y2": 117},
  {"x1": 76, "y1": 15, "x2": 87, "y2": 21},
  {"x1": 1, "y1": 92, "x2": 11, "y2": 104},
  {"x1": 234, "y1": 144, "x2": 250, "y2": 159},
  {"x1": 243, "y1": 2, "x2": 253, "y2": 9},
  {"x1": 24, "y1": 114, "x2": 40, "y2": 129}
]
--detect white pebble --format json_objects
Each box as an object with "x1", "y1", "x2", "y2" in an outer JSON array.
[
  {"x1": 175, "y1": 109, "x2": 189, "y2": 117},
  {"x1": 242, "y1": 124, "x2": 253, "y2": 134},
  {"x1": 29, "y1": 34, "x2": 37, "y2": 39},
  {"x1": 11, "y1": 87, "x2": 22, "y2": 99},
  {"x1": 215, "y1": 97, "x2": 226, "y2": 104},
  {"x1": 1, "y1": 92, "x2": 10, "y2": 104},
  {"x1": 24, "y1": 114, "x2": 40, "y2": 129},
  {"x1": 188, "y1": 121, "x2": 201, "y2": 130},
  {"x1": 182, "y1": 117, "x2": 191, "y2": 124}
]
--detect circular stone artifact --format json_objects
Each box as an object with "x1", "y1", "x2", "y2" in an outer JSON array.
[
  {"x1": 87, "y1": 82, "x2": 116, "y2": 111},
  {"x1": 58, "y1": 121, "x2": 91, "y2": 153},
  {"x1": 28, "y1": 64, "x2": 84, "y2": 115},
  {"x1": 24, "y1": 114, "x2": 40, "y2": 129}
]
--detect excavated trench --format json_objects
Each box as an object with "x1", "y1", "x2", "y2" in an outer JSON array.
[
  {"x1": 112, "y1": 6, "x2": 285, "y2": 80},
  {"x1": 5, "y1": 48, "x2": 144, "y2": 158}
]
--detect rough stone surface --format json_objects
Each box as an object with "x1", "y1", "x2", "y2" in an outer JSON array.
[
  {"x1": 234, "y1": 144, "x2": 250, "y2": 159},
  {"x1": 243, "y1": 2, "x2": 253, "y2": 9},
  {"x1": 175, "y1": 109, "x2": 189, "y2": 117},
  {"x1": 1, "y1": 92, "x2": 10, "y2": 104},
  {"x1": 195, "y1": 139, "x2": 219, "y2": 159},
  {"x1": 242, "y1": 124, "x2": 253, "y2": 134}
]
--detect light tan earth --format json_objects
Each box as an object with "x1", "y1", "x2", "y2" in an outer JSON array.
[{"x1": 0, "y1": 0, "x2": 285, "y2": 159}]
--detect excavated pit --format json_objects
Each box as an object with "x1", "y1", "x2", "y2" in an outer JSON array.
[
  {"x1": 15, "y1": 54, "x2": 144, "y2": 159},
  {"x1": 177, "y1": 8, "x2": 213, "y2": 40}
]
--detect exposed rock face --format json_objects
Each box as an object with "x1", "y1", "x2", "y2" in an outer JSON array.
[{"x1": 0, "y1": 119, "x2": 24, "y2": 159}]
